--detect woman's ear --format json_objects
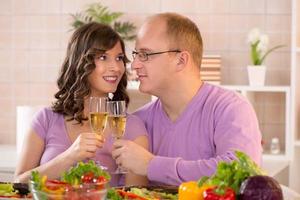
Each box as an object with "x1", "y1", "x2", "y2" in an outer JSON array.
[{"x1": 176, "y1": 51, "x2": 189, "y2": 71}]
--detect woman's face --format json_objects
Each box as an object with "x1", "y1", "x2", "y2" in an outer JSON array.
[{"x1": 88, "y1": 41, "x2": 126, "y2": 97}]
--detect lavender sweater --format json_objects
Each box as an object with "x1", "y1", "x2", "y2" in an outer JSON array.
[
  {"x1": 31, "y1": 107, "x2": 147, "y2": 186},
  {"x1": 134, "y1": 83, "x2": 262, "y2": 186}
]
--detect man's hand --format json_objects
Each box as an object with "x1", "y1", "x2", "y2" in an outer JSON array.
[{"x1": 112, "y1": 140, "x2": 154, "y2": 176}]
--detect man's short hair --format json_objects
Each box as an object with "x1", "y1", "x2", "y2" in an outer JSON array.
[{"x1": 154, "y1": 13, "x2": 203, "y2": 68}]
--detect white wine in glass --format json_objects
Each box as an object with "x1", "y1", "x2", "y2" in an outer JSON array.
[
  {"x1": 89, "y1": 97, "x2": 108, "y2": 137},
  {"x1": 107, "y1": 100, "x2": 127, "y2": 174},
  {"x1": 108, "y1": 115, "x2": 127, "y2": 139}
]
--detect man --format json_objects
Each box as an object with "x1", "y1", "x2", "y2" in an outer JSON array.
[{"x1": 112, "y1": 13, "x2": 262, "y2": 186}]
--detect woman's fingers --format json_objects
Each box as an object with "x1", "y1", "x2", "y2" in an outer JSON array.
[{"x1": 81, "y1": 133, "x2": 105, "y2": 147}]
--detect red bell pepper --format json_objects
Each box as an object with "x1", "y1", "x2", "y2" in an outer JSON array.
[
  {"x1": 203, "y1": 187, "x2": 235, "y2": 200},
  {"x1": 0, "y1": 194, "x2": 21, "y2": 198},
  {"x1": 117, "y1": 189, "x2": 149, "y2": 200}
]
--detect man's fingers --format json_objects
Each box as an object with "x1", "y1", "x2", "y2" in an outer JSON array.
[
  {"x1": 115, "y1": 156, "x2": 122, "y2": 166},
  {"x1": 111, "y1": 146, "x2": 123, "y2": 159},
  {"x1": 113, "y1": 139, "x2": 126, "y2": 148}
]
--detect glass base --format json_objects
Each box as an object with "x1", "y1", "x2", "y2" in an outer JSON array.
[{"x1": 94, "y1": 160, "x2": 108, "y2": 171}]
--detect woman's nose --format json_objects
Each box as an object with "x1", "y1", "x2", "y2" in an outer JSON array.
[{"x1": 108, "y1": 61, "x2": 122, "y2": 71}]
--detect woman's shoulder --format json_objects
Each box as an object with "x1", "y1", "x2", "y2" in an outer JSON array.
[
  {"x1": 35, "y1": 107, "x2": 61, "y2": 119},
  {"x1": 33, "y1": 106, "x2": 64, "y2": 127}
]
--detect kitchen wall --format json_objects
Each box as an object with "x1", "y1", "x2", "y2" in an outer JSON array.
[{"x1": 0, "y1": 0, "x2": 291, "y2": 144}]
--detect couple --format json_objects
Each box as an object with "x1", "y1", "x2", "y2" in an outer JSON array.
[{"x1": 15, "y1": 12, "x2": 262, "y2": 187}]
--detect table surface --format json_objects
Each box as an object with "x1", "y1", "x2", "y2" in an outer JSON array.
[{"x1": 0, "y1": 145, "x2": 299, "y2": 199}]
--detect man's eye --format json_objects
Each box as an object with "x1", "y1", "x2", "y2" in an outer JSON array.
[
  {"x1": 140, "y1": 53, "x2": 148, "y2": 58},
  {"x1": 95, "y1": 55, "x2": 106, "y2": 60}
]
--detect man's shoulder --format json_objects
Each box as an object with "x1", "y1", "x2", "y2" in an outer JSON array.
[{"x1": 202, "y1": 83, "x2": 249, "y2": 107}]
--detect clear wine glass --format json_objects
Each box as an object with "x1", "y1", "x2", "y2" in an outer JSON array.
[
  {"x1": 89, "y1": 97, "x2": 108, "y2": 140},
  {"x1": 107, "y1": 100, "x2": 127, "y2": 174}
]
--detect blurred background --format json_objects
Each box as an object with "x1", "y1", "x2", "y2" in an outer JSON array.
[
  {"x1": 0, "y1": 0, "x2": 291, "y2": 143},
  {"x1": 1, "y1": 0, "x2": 300, "y2": 193}
]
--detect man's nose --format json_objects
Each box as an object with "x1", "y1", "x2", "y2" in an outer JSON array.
[{"x1": 131, "y1": 57, "x2": 142, "y2": 70}]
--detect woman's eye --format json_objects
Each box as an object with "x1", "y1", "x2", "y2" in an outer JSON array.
[
  {"x1": 116, "y1": 55, "x2": 125, "y2": 61},
  {"x1": 95, "y1": 55, "x2": 106, "y2": 61}
]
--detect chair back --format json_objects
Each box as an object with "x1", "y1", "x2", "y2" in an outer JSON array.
[{"x1": 16, "y1": 106, "x2": 43, "y2": 155}]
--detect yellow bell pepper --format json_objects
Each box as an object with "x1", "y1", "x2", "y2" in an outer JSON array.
[
  {"x1": 178, "y1": 181, "x2": 213, "y2": 200},
  {"x1": 178, "y1": 181, "x2": 203, "y2": 200}
]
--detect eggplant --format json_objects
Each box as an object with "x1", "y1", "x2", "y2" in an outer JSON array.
[
  {"x1": 13, "y1": 183, "x2": 30, "y2": 195},
  {"x1": 239, "y1": 175, "x2": 283, "y2": 200}
]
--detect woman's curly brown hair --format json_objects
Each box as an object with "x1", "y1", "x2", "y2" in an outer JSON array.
[{"x1": 52, "y1": 22, "x2": 130, "y2": 123}]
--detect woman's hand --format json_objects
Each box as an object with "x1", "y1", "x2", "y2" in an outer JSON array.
[{"x1": 65, "y1": 133, "x2": 105, "y2": 163}]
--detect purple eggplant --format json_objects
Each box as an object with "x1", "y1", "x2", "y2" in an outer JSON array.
[{"x1": 239, "y1": 175, "x2": 283, "y2": 200}]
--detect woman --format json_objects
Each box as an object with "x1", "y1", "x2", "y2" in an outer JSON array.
[{"x1": 14, "y1": 22, "x2": 148, "y2": 186}]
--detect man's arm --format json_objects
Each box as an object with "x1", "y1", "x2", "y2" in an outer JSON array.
[
  {"x1": 112, "y1": 141, "x2": 236, "y2": 185},
  {"x1": 113, "y1": 97, "x2": 262, "y2": 186},
  {"x1": 147, "y1": 99, "x2": 262, "y2": 185}
]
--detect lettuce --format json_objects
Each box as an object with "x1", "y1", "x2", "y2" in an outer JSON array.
[
  {"x1": 198, "y1": 150, "x2": 265, "y2": 194},
  {"x1": 61, "y1": 160, "x2": 111, "y2": 185}
]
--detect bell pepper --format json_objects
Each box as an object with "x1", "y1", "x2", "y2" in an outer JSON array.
[
  {"x1": 42, "y1": 179, "x2": 69, "y2": 195},
  {"x1": 179, "y1": 181, "x2": 208, "y2": 200},
  {"x1": 203, "y1": 187, "x2": 235, "y2": 200},
  {"x1": 117, "y1": 189, "x2": 149, "y2": 200}
]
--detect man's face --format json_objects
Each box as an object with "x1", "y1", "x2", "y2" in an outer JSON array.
[{"x1": 131, "y1": 19, "x2": 178, "y2": 96}]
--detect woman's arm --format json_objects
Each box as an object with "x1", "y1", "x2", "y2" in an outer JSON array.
[
  {"x1": 14, "y1": 129, "x2": 74, "y2": 182},
  {"x1": 14, "y1": 129, "x2": 104, "y2": 183},
  {"x1": 124, "y1": 135, "x2": 149, "y2": 186}
]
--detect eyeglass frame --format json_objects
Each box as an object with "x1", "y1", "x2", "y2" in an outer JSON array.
[{"x1": 132, "y1": 49, "x2": 181, "y2": 62}]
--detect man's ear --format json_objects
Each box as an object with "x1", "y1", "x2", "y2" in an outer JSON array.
[{"x1": 176, "y1": 51, "x2": 189, "y2": 71}]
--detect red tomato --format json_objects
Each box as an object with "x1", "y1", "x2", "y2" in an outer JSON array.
[
  {"x1": 95, "y1": 176, "x2": 107, "y2": 183},
  {"x1": 92, "y1": 176, "x2": 107, "y2": 190},
  {"x1": 81, "y1": 172, "x2": 94, "y2": 183}
]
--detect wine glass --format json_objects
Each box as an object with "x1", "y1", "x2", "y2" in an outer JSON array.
[
  {"x1": 107, "y1": 100, "x2": 127, "y2": 174},
  {"x1": 89, "y1": 97, "x2": 108, "y2": 139},
  {"x1": 89, "y1": 97, "x2": 108, "y2": 168}
]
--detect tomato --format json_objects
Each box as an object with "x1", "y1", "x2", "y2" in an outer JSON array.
[
  {"x1": 91, "y1": 176, "x2": 106, "y2": 190},
  {"x1": 81, "y1": 172, "x2": 94, "y2": 183},
  {"x1": 93, "y1": 176, "x2": 107, "y2": 183}
]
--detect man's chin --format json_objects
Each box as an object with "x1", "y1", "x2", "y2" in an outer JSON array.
[
  {"x1": 138, "y1": 84, "x2": 151, "y2": 95},
  {"x1": 139, "y1": 84, "x2": 153, "y2": 95}
]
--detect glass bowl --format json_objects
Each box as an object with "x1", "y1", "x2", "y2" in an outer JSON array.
[{"x1": 30, "y1": 180, "x2": 108, "y2": 200}]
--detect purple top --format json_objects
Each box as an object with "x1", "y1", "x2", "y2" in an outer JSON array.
[
  {"x1": 31, "y1": 107, "x2": 147, "y2": 186},
  {"x1": 134, "y1": 83, "x2": 262, "y2": 186}
]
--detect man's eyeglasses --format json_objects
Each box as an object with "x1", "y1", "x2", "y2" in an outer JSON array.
[{"x1": 132, "y1": 50, "x2": 181, "y2": 62}]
